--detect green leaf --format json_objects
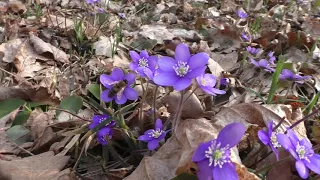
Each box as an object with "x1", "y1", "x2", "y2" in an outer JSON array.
[
  {"x1": 171, "y1": 173, "x2": 197, "y2": 180},
  {"x1": 0, "y1": 98, "x2": 25, "y2": 119},
  {"x1": 11, "y1": 110, "x2": 31, "y2": 126},
  {"x1": 57, "y1": 95, "x2": 83, "y2": 116},
  {"x1": 267, "y1": 55, "x2": 285, "y2": 104},
  {"x1": 6, "y1": 125, "x2": 31, "y2": 145},
  {"x1": 87, "y1": 84, "x2": 101, "y2": 100}
]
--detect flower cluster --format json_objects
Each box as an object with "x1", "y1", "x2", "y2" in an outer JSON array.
[
  {"x1": 138, "y1": 119, "x2": 169, "y2": 150},
  {"x1": 196, "y1": 74, "x2": 226, "y2": 96},
  {"x1": 100, "y1": 68, "x2": 138, "y2": 105},
  {"x1": 89, "y1": 114, "x2": 116, "y2": 145},
  {"x1": 247, "y1": 46, "x2": 260, "y2": 55},
  {"x1": 241, "y1": 32, "x2": 251, "y2": 42},
  {"x1": 192, "y1": 123, "x2": 246, "y2": 180},
  {"x1": 249, "y1": 51, "x2": 276, "y2": 72},
  {"x1": 258, "y1": 121, "x2": 320, "y2": 179}
]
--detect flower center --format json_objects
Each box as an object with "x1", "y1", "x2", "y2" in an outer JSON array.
[
  {"x1": 296, "y1": 143, "x2": 309, "y2": 161},
  {"x1": 148, "y1": 128, "x2": 164, "y2": 138},
  {"x1": 270, "y1": 132, "x2": 281, "y2": 148},
  {"x1": 204, "y1": 141, "x2": 231, "y2": 168},
  {"x1": 173, "y1": 61, "x2": 190, "y2": 77},
  {"x1": 138, "y1": 58, "x2": 149, "y2": 68},
  {"x1": 201, "y1": 79, "x2": 207, "y2": 86}
]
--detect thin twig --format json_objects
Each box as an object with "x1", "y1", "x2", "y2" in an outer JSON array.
[{"x1": 288, "y1": 108, "x2": 319, "y2": 131}]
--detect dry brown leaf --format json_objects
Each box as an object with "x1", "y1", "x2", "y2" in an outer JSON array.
[
  {"x1": 46, "y1": 15, "x2": 75, "y2": 30},
  {"x1": 0, "y1": 38, "x2": 24, "y2": 63},
  {"x1": 125, "y1": 118, "x2": 260, "y2": 180},
  {"x1": 29, "y1": 33, "x2": 69, "y2": 64},
  {"x1": 139, "y1": 25, "x2": 175, "y2": 44},
  {"x1": 0, "y1": 151, "x2": 69, "y2": 180},
  {"x1": 7, "y1": 0, "x2": 26, "y2": 14},
  {"x1": 26, "y1": 109, "x2": 58, "y2": 152}
]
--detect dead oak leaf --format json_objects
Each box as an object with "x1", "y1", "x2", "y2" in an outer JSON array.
[
  {"x1": 0, "y1": 38, "x2": 24, "y2": 63},
  {"x1": 0, "y1": 151, "x2": 69, "y2": 180}
]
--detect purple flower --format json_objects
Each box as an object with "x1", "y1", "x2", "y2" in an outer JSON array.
[
  {"x1": 196, "y1": 73, "x2": 226, "y2": 96},
  {"x1": 153, "y1": 44, "x2": 209, "y2": 91},
  {"x1": 246, "y1": 46, "x2": 260, "y2": 55},
  {"x1": 279, "y1": 69, "x2": 311, "y2": 84},
  {"x1": 277, "y1": 129, "x2": 320, "y2": 179},
  {"x1": 86, "y1": 0, "x2": 99, "y2": 4},
  {"x1": 237, "y1": 9, "x2": 248, "y2": 19},
  {"x1": 100, "y1": 68, "x2": 138, "y2": 105},
  {"x1": 267, "y1": 51, "x2": 276, "y2": 65},
  {"x1": 138, "y1": 119, "x2": 168, "y2": 150},
  {"x1": 220, "y1": 78, "x2": 229, "y2": 86},
  {"x1": 118, "y1": 13, "x2": 126, "y2": 19},
  {"x1": 89, "y1": 114, "x2": 116, "y2": 130},
  {"x1": 97, "y1": 127, "x2": 114, "y2": 145},
  {"x1": 192, "y1": 122, "x2": 246, "y2": 180},
  {"x1": 129, "y1": 50, "x2": 158, "y2": 79},
  {"x1": 98, "y1": 8, "x2": 104, "y2": 13},
  {"x1": 241, "y1": 32, "x2": 251, "y2": 42},
  {"x1": 258, "y1": 120, "x2": 281, "y2": 160},
  {"x1": 250, "y1": 58, "x2": 275, "y2": 72}
]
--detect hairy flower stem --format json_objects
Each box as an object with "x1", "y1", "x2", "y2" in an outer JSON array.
[
  {"x1": 153, "y1": 85, "x2": 159, "y2": 123},
  {"x1": 173, "y1": 90, "x2": 185, "y2": 133},
  {"x1": 139, "y1": 80, "x2": 149, "y2": 130},
  {"x1": 255, "y1": 156, "x2": 291, "y2": 175}
]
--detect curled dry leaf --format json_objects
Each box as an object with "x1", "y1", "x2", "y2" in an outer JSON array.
[
  {"x1": 160, "y1": 90, "x2": 204, "y2": 119},
  {"x1": 0, "y1": 151, "x2": 69, "y2": 180},
  {"x1": 125, "y1": 118, "x2": 260, "y2": 180},
  {"x1": 7, "y1": 0, "x2": 26, "y2": 14}
]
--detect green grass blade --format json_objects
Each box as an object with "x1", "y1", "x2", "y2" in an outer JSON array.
[{"x1": 267, "y1": 55, "x2": 285, "y2": 104}]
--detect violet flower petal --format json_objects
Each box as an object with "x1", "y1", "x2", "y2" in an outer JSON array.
[
  {"x1": 125, "y1": 72, "x2": 136, "y2": 84},
  {"x1": 129, "y1": 51, "x2": 140, "y2": 62},
  {"x1": 148, "y1": 139, "x2": 159, "y2": 150},
  {"x1": 258, "y1": 130, "x2": 269, "y2": 145},
  {"x1": 101, "y1": 90, "x2": 114, "y2": 102},
  {"x1": 173, "y1": 77, "x2": 192, "y2": 91},
  {"x1": 100, "y1": 74, "x2": 114, "y2": 89},
  {"x1": 188, "y1": 52, "x2": 209, "y2": 69},
  {"x1": 140, "y1": 50, "x2": 149, "y2": 59},
  {"x1": 250, "y1": 58, "x2": 259, "y2": 66},
  {"x1": 277, "y1": 134, "x2": 295, "y2": 151},
  {"x1": 287, "y1": 129, "x2": 299, "y2": 147},
  {"x1": 175, "y1": 44, "x2": 190, "y2": 62},
  {"x1": 148, "y1": 55, "x2": 158, "y2": 70},
  {"x1": 217, "y1": 122, "x2": 246, "y2": 148},
  {"x1": 186, "y1": 66, "x2": 206, "y2": 78},
  {"x1": 153, "y1": 71, "x2": 178, "y2": 86},
  {"x1": 281, "y1": 69, "x2": 293, "y2": 78},
  {"x1": 155, "y1": 119, "x2": 163, "y2": 130},
  {"x1": 114, "y1": 94, "x2": 127, "y2": 105},
  {"x1": 123, "y1": 87, "x2": 138, "y2": 100},
  {"x1": 304, "y1": 154, "x2": 320, "y2": 175},
  {"x1": 196, "y1": 159, "x2": 213, "y2": 180},
  {"x1": 258, "y1": 59, "x2": 269, "y2": 67},
  {"x1": 158, "y1": 56, "x2": 176, "y2": 72},
  {"x1": 296, "y1": 160, "x2": 309, "y2": 179},
  {"x1": 213, "y1": 163, "x2": 238, "y2": 180},
  {"x1": 111, "y1": 68, "x2": 125, "y2": 81},
  {"x1": 192, "y1": 141, "x2": 211, "y2": 162},
  {"x1": 138, "y1": 135, "x2": 153, "y2": 141}
]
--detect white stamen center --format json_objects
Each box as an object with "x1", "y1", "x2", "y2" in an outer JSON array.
[
  {"x1": 205, "y1": 141, "x2": 231, "y2": 168},
  {"x1": 138, "y1": 58, "x2": 149, "y2": 68},
  {"x1": 148, "y1": 128, "x2": 164, "y2": 138},
  {"x1": 270, "y1": 132, "x2": 281, "y2": 148},
  {"x1": 173, "y1": 61, "x2": 190, "y2": 77},
  {"x1": 296, "y1": 143, "x2": 310, "y2": 162}
]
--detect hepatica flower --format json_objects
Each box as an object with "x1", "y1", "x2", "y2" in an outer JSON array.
[
  {"x1": 237, "y1": 9, "x2": 248, "y2": 19},
  {"x1": 241, "y1": 32, "x2": 251, "y2": 42},
  {"x1": 279, "y1": 69, "x2": 311, "y2": 84},
  {"x1": 192, "y1": 122, "x2": 246, "y2": 180},
  {"x1": 153, "y1": 44, "x2": 209, "y2": 91},
  {"x1": 246, "y1": 46, "x2": 260, "y2": 55},
  {"x1": 89, "y1": 114, "x2": 116, "y2": 145},
  {"x1": 129, "y1": 50, "x2": 158, "y2": 79},
  {"x1": 277, "y1": 129, "x2": 320, "y2": 179},
  {"x1": 100, "y1": 68, "x2": 138, "y2": 105},
  {"x1": 196, "y1": 73, "x2": 226, "y2": 96},
  {"x1": 86, "y1": 0, "x2": 99, "y2": 4},
  {"x1": 138, "y1": 119, "x2": 168, "y2": 150},
  {"x1": 267, "y1": 51, "x2": 276, "y2": 65},
  {"x1": 250, "y1": 58, "x2": 275, "y2": 72},
  {"x1": 258, "y1": 120, "x2": 281, "y2": 160}
]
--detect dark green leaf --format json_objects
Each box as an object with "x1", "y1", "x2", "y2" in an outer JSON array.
[
  {"x1": 87, "y1": 84, "x2": 101, "y2": 100},
  {"x1": 6, "y1": 125, "x2": 31, "y2": 145},
  {"x1": 0, "y1": 98, "x2": 25, "y2": 119},
  {"x1": 11, "y1": 110, "x2": 31, "y2": 126},
  {"x1": 57, "y1": 95, "x2": 83, "y2": 116}
]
